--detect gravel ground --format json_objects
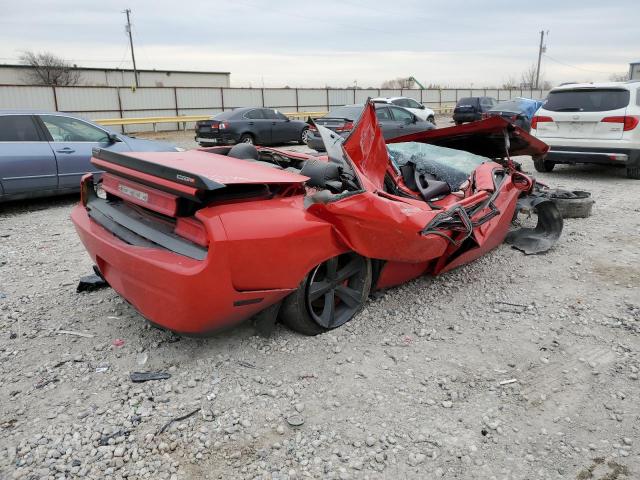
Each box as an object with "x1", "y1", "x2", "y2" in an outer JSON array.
[{"x1": 1, "y1": 126, "x2": 639, "y2": 480}]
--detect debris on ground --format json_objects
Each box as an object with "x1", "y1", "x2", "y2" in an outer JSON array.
[
  {"x1": 76, "y1": 273, "x2": 108, "y2": 292},
  {"x1": 129, "y1": 371, "x2": 172, "y2": 383}
]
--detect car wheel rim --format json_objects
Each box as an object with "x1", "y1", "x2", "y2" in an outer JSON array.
[
  {"x1": 301, "y1": 129, "x2": 309, "y2": 144},
  {"x1": 305, "y1": 253, "x2": 367, "y2": 329}
]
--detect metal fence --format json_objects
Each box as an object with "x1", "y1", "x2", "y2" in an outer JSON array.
[{"x1": 0, "y1": 85, "x2": 551, "y2": 133}]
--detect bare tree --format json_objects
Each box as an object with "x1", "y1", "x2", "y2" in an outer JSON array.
[
  {"x1": 19, "y1": 51, "x2": 82, "y2": 86},
  {"x1": 501, "y1": 75, "x2": 518, "y2": 90},
  {"x1": 381, "y1": 77, "x2": 415, "y2": 89},
  {"x1": 520, "y1": 64, "x2": 539, "y2": 88},
  {"x1": 609, "y1": 71, "x2": 630, "y2": 82}
]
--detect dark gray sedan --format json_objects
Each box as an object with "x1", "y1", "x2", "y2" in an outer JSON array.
[
  {"x1": 0, "y1": 111, "x2": 180, "y2": 202},
  {"x1": 306, "y1": 104, "x2": 436, "y2": 152},
  {"x1": 195, "y1": 107, "x2": 309, "y2": 147}
]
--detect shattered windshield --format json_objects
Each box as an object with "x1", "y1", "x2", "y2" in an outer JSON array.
[{"x1": 387, "y1": 142, "x2": 488, "y2": 190}]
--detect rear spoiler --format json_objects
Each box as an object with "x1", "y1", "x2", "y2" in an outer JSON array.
[{"x1": 91, "y1": 148, "x2": 225, "y2": 199}]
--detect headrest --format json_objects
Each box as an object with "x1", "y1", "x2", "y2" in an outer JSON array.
[{"x1": 228, "y1": 143, "x2": 259, "y2": 160}]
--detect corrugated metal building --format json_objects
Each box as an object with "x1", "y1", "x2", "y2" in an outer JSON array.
[
  {"x1": 630, "y1": 61, "x2": 640, "y2": 81},
  {"x1": 0, "y1": 65, "x2": 230, "y2": 88}
]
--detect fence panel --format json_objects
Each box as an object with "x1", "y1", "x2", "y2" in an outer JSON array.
[
  {"x1": 222, "y1": 88, "x2": 263, "y2": 108},
  {"x1": 379, "y1": 89, "x2": 401, "y2": 98},
  {"x1": 176, "y1": 88, "x2": 222, "y2": 109},
  {"x1": 354, "y1": 89, "x2": 379, "y2": 103},
  {"x1": 327, "y1": 89, "x2": 354, "y2": 106},
  {"x1": 298, "y1": 89, "x2": 327, "y2": 108},
  {"x1": 400, "y1": 89, "x2": 421, "y2": 101},
  {"x1": 263, "y1": 89, "x2": 297, "y2": 109},
  {"x1": 485, "y1": 89, "x2": 499, "y2": 99},
  {"x1": 119, "y1": 88, "x2": 175, "y2": 110},
  {"x1": 56, "y1": 87, "x2": 118, "y2": 112},
  {"x1": 0, "y1": 86, "x2": 55, "y2": 110}
]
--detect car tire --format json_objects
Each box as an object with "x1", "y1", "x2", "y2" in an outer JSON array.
[
  {"x1": 427, "y1": 115, "x2": 436, "y2": 125},
  {"x1": 280, "y1": 253, "x2": 372, "y2": 335},
  {"x1": 626, "y1": 167, "x2": 640, "y2": 179},
  {"x1": 299, "y1": 127, "x2": 309, "y2": 145},
  {"x1": 533, "y1": 156, "x2": 555, "y2": 172},
  {"x1": 239, "y1": 133, "x2": 255, "y2": 145},
  {"x1": 549, "y1": 190, "x2": 594, "y2": 218}
]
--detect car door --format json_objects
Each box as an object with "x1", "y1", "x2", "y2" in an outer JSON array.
[
  {"x1": 241, "y1": 109, "x2": 272, "y2": 144},
  {"x1": 389, "y1": 106, "x2": 419, "y2": 137},
  {"x1": 401, "y1": 98, "x2": 428, "y2": 120},
  {"x1": 37, "y1": 114, "x2": 130, "y2": 189},
  {"x1": 0, "y1": 114, "x2": 58, "y2": 196},
  {"x1": 264, "y1": 109, "x2": 297, "y2": 144},
  {"x1": 373, "y1": 106, "x2": 397, "y2": 138}
]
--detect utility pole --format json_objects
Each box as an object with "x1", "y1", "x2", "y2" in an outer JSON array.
[
  {"x1": 535, "y1": 30, "x2": 547, "y2": 89},
  {"x1": 123, "y1": 8, "x2": 139, "y2": 88}
]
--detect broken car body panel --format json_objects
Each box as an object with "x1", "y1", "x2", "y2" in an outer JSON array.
[{"x1": 72, "y1": 101, "x2": 562, "y2": 335}]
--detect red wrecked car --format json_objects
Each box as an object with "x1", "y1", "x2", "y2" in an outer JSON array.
[{"x1": 71, "y1": 102, "x2": 562, "y2": 335}]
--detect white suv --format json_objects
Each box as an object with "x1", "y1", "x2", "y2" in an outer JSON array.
[
  {"x1": 531, "y1": 81, "x2": 640, "y2": 179},
  {"x1": 371, "y1": 97, "x2": 436, "y2": 124}
]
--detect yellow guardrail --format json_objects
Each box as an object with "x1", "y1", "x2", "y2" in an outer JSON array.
[
  {"x1": 94, "y1": 115, "x2": 211, "y2": 132},
  {"x1": 93, "y1": 107, "x2": 452, "y2": 132}
]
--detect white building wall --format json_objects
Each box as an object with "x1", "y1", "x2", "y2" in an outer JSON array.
[{"x1": 0, "y1": 65, "x2": 230, "y2": 88}]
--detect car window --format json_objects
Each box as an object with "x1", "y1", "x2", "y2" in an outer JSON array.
[
  {"x1": 406, "y1": 99, "x2": 422, "y2": 109},
  {"x1": 0, "y1": 115, "x2": 42, "y2": 142},
  {"x1": 245, "y1": 109, "x2": 265, "y2": 120},
  {"x1": 375, "y1": 107, "x2": 392, "y2": 120},
  {"x1": 264, "y1": 109, "x2": 288, "y2": 121},
  {"x1": 456, "y1": 97, "x2": 478, "y2": 107},
  {"x1": 390, "y1": 107, "x2": 414, "y2": 122},
  {"x1": 480, "y1": 98, "x2": 493, "y2": 107},
  {"x1": 40, "y1": 115, "x2": 109, "y2": 142},
  {"x1": 391, "y1": 99, "x2": 406, "y2": 107},
  {"x1": 543, "y1": 89, "x2": 630, "y2": 112}
]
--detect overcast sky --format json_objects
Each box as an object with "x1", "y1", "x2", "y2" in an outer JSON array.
[{"x1": 1, "y1": 0, "x2": 638, "y2": 88}]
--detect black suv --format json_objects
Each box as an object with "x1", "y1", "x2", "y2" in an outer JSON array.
[{"x1": 453, "y1": 97, "x2": 496, "y2": 124}]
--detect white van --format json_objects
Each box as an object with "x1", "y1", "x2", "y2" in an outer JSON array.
[{"x1": 531, "y1": 81, "x2": 640, "y2": 179}]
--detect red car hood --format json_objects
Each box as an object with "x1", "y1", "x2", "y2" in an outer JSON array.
[{"x1": 387, "y1": 116, "x2": 549, "y2": 158}]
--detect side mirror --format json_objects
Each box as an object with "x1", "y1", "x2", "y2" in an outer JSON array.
[
  {"x1": 107, "y1": 133, "x2": 121, "y2": 143},
  {"x1": 404, "y1": 117, "x2": 413, "y2": 125},
  {"x1": 420, "y1": 104, "x2": 425, "y2": 109}
]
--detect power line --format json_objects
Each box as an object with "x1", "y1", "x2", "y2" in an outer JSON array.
[{"x1": 543, "y1": 54, "x2": 616, "y2": 75}]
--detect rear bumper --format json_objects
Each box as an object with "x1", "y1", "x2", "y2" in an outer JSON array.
[
  {"x1": 545, "y1": 146, "x2": 640, "y2": 167},
  {"x1": 71, "y1": 205, "x2": 292, "y2": 334},
  {"x1": 194, "y1": 133, "x2": 238, "y2": 145}
]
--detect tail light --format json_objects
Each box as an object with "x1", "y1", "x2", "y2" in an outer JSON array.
[
  {"x1": 335, "y1": 121, "x2": 354, "y2": 133},
  {"x1": 601, "y1": 116, "x2": 639, "y2": 131},
  {"x1": 80, "y1": 173, "x2": 94, "y2": 206},
  {"x1": 218, "y1": 122, "x2": 228, "y2": 130},
  {"x1": 308, "y1": 124, "x2": 317, "y2": 132},
  {"x1": 531, "y1": 115, "x2": 554, "y2": 129},
  {"x1": 174, "y1": 217, "x2": 209, "y2": 247}
]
